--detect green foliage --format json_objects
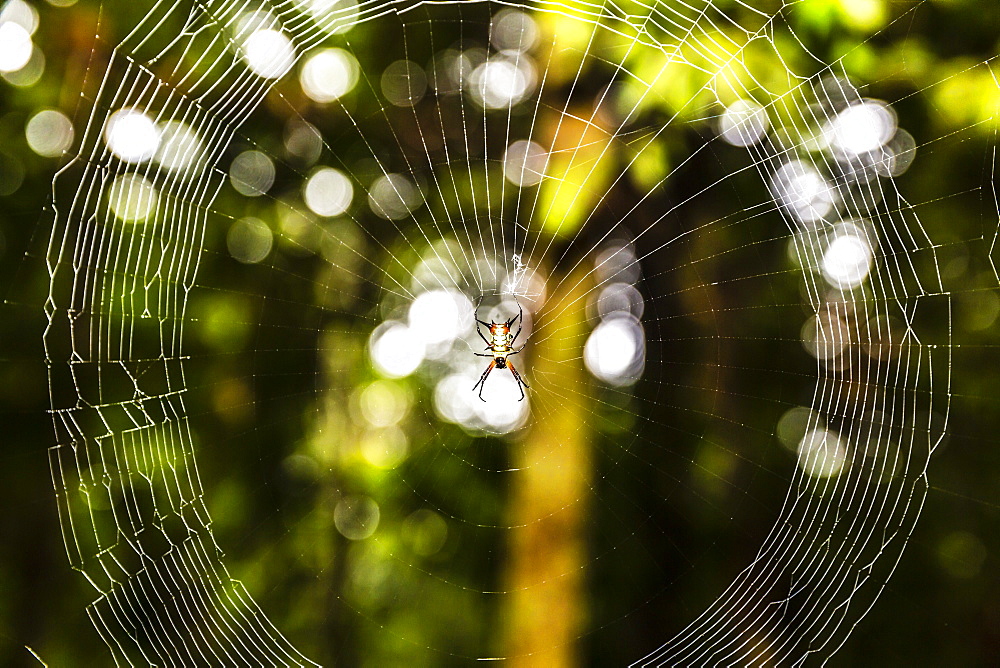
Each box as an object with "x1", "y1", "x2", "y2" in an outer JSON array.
[{"x1": 1, "y1": 0, "x2": 999, "y2": 665}]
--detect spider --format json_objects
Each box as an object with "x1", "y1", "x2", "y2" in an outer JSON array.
[{"x1": 471, "y1": 297, "x2": 530, "y2": 402}]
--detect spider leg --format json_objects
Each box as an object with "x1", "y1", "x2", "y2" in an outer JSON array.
[
  {"x1": 507, "y1": 342, "x2": 528, "y2": 355},
  {"x1": 474, "y1": 352, "x2": 493, "y2": 357},
  {"x1": 474, "y1": 296, "x2": 491, "y2": 329},
  {"x1": 506, "y1": 360, "x2": 529, "y2": 387},
  {"x1": 508, "y1": 299, "x2": 524, "y2": 345},
  {"x1": 472, "y1": 360, "x2": 496, "y2": 402},
  {"x1": 476, "y1": 326, "x2": 491, "y2": 347},
  {"x1": 507, "y1": 359, "x2": 529, "y2": 401},
  {"x1": 506, "y1": 299, "x2": 523, "y2": 328}
]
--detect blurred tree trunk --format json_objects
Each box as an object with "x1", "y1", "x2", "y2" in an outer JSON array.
[{"x1": 503, "y1": 268, "x2": 592, "y2": 666}]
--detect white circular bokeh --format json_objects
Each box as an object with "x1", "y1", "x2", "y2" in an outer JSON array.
[
  {"x1": 303, "y1": 167, "x2": 353, "y2": 217},
  {"x1": 155, "y1": 121, "x2": 206, "y2": 175},
  {"x1": 230, "y1": 150, "x2": 275, "y2": 197},
  {"x1": 822, "y1": 229, "x2": 873, "y2": 290},
  {"x1": 227, "y1": 217, "x2": 273, "y2": 264},
  {"x1": 797, "y1": 428, "x2": 849, "y2": 478},
  {"x1": 0, "y1": 22, "x2": 32, "y2": 73},
  {"x1": 408, "y1": 290, "x2": 474, "y2": 347},
  {"x1": 104, "y1": 109, "x2": 160, "y2": 164},
  {"x1": 826, "y1": 100, "x2": 897, "y2": 157},
  {"x1": 107, "y1": 174, "x2": 158, "y2": 222},
  {"x1": 300, "y1": 48, "x2": 359, "y2": 102},
  {"x1": 242, "y1": 29, "x2": 295, "y2": 79},
  {"x1": 584, "y1": 315, "x2": 645, "y2": 386},
  {"x1": 334, "y1": 495, "x2": 380, "y2": 540},
  {"x1": 503, "y1": 140, "x2": 547, "y2": 187},
  {"x1": 370, "y1": 321, "x2": 424, "y2": 378},
  {"x1": 718, "y1": 99, "x2": 770, "y2": 147},
  {"x1": 369, "y1": 174, "x2": 423, "y2": 220},
  {"x1": 25, "y1": 109, "x2": 74, "y2": 158}
]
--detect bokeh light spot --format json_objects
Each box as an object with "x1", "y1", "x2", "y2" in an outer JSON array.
[
  {"x1": 155, "y1": 122, "x2": 206, "y2": 175},
  {"x1": 827, "y1": 100, "x2": 896, "y2": 157},
  {"x1": 408, "y1": 289, "x2": 473, "y2": 347},
  {"x1": 584, "y1": 316, "x2": 645, "y2": 386},
  {"x1": 359, "y1": 426, "x2": 408, "y2": 468},
  {"x1": 370, "y1": 321, "x2": 424, "y2": 378},
  {"x1": 300, "y1": 48, "x2": 359, "y2": 102},
  {"x1": 503, "y1": 140, "x2": 547, "y2": 187},
  {"x1": 0, "y1": 22, "x2": 32, "y2": 73},
  {"x1": 25, "y1": 109, "x2": 74, "y2": 158},
  {"x1": 242, "y1": 29, "x2": 295, "y2": 79},
  {"x1": 334, "y1": 496, "x2": 380, "y2": 540},
  {"x1": 303, "y1": 167, "x2": 353, "y2": 217},
  {"x1": 718, "y1": 99, "x2": 770, "y2": 147},
  {"x1": 107, "y1": 174, "x2": 158, "y2": 222},
  {"x1": 797, "y1": 428, "x2": 848, "y2": 478},
  {"x1": 227, "y1": 217, "x2": 273, "y2": 264},
  {"x1": 230, "y1": 150, "x2": 275, "y2": 197},
  {"x1": 381, "y1": 59, "x2": 427, "y2": 107},
  {"x1": 104, "y1": 109, "x2": 160, "y2": 164},
  {"x1": 468, "y1": 55, "x2": 536, "y2": 109},
  {"x1": 490, "y1": 9, "x2": 537, "y2": 52},
  {"x1": 771, "y1": 159, "x2": 837, "y2": 225},
  {"x1": 368, "y1": 173, "x2": 423, "y2": 220},
  {"x1": 1, "y1": 0, "x2": 39, "y2": 35},
  {"x1": 403, "y1": 509, "x2": 448, "y2": 557},
  {"x1": 822, "y1": 228, "x2": 873, "y2": 289},
  {"x1": 358, "y1": 380, "x2": 410, "y2": 428}
]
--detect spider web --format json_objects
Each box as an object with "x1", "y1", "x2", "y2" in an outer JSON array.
[{"x1": 30, "y1": 0, "x2": 988, "y2": 664}]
